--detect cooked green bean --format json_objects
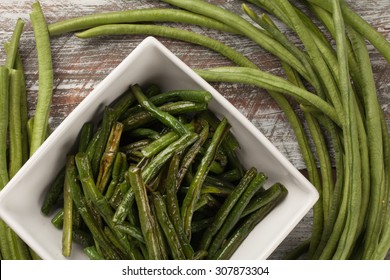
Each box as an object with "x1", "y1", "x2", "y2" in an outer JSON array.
[
  {"x1": 177, "y1": 120, "x2": 209, "y2": 187},
  {"x1": 78, "y1": 122, "x2": 94, "y2": 153},
  {"x1": 128, "y1": 166, "x2": 161, "y2": 260},
  {"x1": 62, "y1": 156, "x2": 74, "y2": 257},
  {"x1": 72, "y1": 229, "x2": 94, "y2": 248},
  {"x1": 51, "y1": 209, "x2": 64, "y2": 229},
  {"x1": 208, "y1": 172, "x2": 267, "y2": 257},
  {"x1": 141, "y1": 132, "x2": 199, "y2": 185},
  {"x1": 122, "y1": 101, "x2": 207, "y2": 131},
  {"x1": 181, "y1": 118, "x2": 229, "y2": 240},
  {"x1": 96, "y1": 122, "x2": 123, "y2": 193},
  {"x1": 41, "y1": 169, "x2": 65, "y2": 216},
  {"x1": 112, "y1": 186, "x2": 135, "y2": 225},
  {"x1": 122, "y1": 90, "x2": 213, "y2": 119},
  {"x1": 109, "y1": 87, "x2": 136, "y2": 120},
  {"x1": 131, "y1": 84, "x2": 190, "y2": 136},
  {"x1": 199, "y1": 167, "x2": 257, "y2": 251},
  {"x1": 151, "y1": 192, "x2": 186, "y2": 260},
  {"x1": 75, "y1": 152, "x2": 141, "y2": 260},
  {"x1": 128, "y1": 128, "x2": 160, "y2": 141},
  {"x1": 141, "y1": 123, "x2": 194, "y2": 158},
  {"x1": 68, "y1": 155, "x2": 122, "y2": 260},
  {"x1": 212, "y1": 188, "x2": 287, "y2": 260},
  {"x1": 105, "y1": 153, "x2": 126, "y2": 200},
  {"x1": 84, "y1": 246, "x2": 104, "y2": 260},
  {"x1": 165, "y1": 154, "x2": 194, "y2": 259},
  {"x1": 91, "y1": 107, "x2": 116, "y2": 176},
  {"x1": 114, "y1": 223, "x2": 144, "y2": 244},
  {"x1": 241, "y1": 183, "x2": 288, "y2": 218}
]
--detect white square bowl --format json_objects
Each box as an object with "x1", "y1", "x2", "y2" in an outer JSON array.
[{"x1": 0, "y1": 36, "x2": 318, "y2": 260}]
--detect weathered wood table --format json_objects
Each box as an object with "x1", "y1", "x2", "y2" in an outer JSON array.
[{"x1": 1, "y1": 0, "x2": 389, "y2": 259}]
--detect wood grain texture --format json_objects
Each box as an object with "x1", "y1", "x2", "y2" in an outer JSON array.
[{"x1": 0, "y1": 0, "x2": 389, "y2": 259}]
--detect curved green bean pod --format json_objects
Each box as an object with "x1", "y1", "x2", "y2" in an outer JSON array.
[
  {"x1": 196, "y1": 67, "x2": 340, "y2": 127},
  {"x1": 29, "y1": 1, "x2": 54, "y2": 156},
  {"x1": 306, "y1": 0, "x2": 390, "y2": 64},
  {"x1": 76, "y1": 24, "x2": 257, "y2": 69},
  {"x1": 48, "y1": 8, "x2": 238, "y2": 36}
]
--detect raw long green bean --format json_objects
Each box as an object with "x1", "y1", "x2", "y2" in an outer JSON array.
[
  {"x1": 196, "y1": 67, "x2": 340, "y2": 126},
  {"x1": 161, "y1": 0, "x2": 311, "y2": 82},
  {"x1": 76, "y1": 24, "x2": 257, "y2": 69},
  {"x1": 306, "y1": 0, "x2": 390, "y2": 64},
  {"x1": 8, "y1": 69, "x2": 23, "y2": 178},
  {"x1": 48, "y1": 8, "x2": 238, "y2": 36},
  {"x1": 29, "y1": 1, "x2": 54, "y2": 156},
  {"x1": 0, "y1": 66, "x2": 9, "y2": 188},
  {"x1": 5, "y1": 18, "x2": 24, "y2": 69},
  {"x1": 348, "y1": 23, "x2": 387, "y2": 260}
]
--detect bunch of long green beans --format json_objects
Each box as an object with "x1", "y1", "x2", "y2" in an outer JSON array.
[
  {"x1": 0, "y1": 1, "x2": 52, "y2": 260},
  {"x1": 41, "y1": 84, "x2": 287, "y2": 259},
  {"x1": 46, "y1": 0, "x2": 390, "y2": 259}
]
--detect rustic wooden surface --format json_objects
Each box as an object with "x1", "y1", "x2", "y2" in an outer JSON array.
[{"x1": 0, "y1": 0, "x2": 389, "y2": 260}]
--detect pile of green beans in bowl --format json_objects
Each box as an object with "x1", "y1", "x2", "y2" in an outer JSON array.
[{"x1": 41, "y1": 83, "x2": 288, "y2": 260}]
